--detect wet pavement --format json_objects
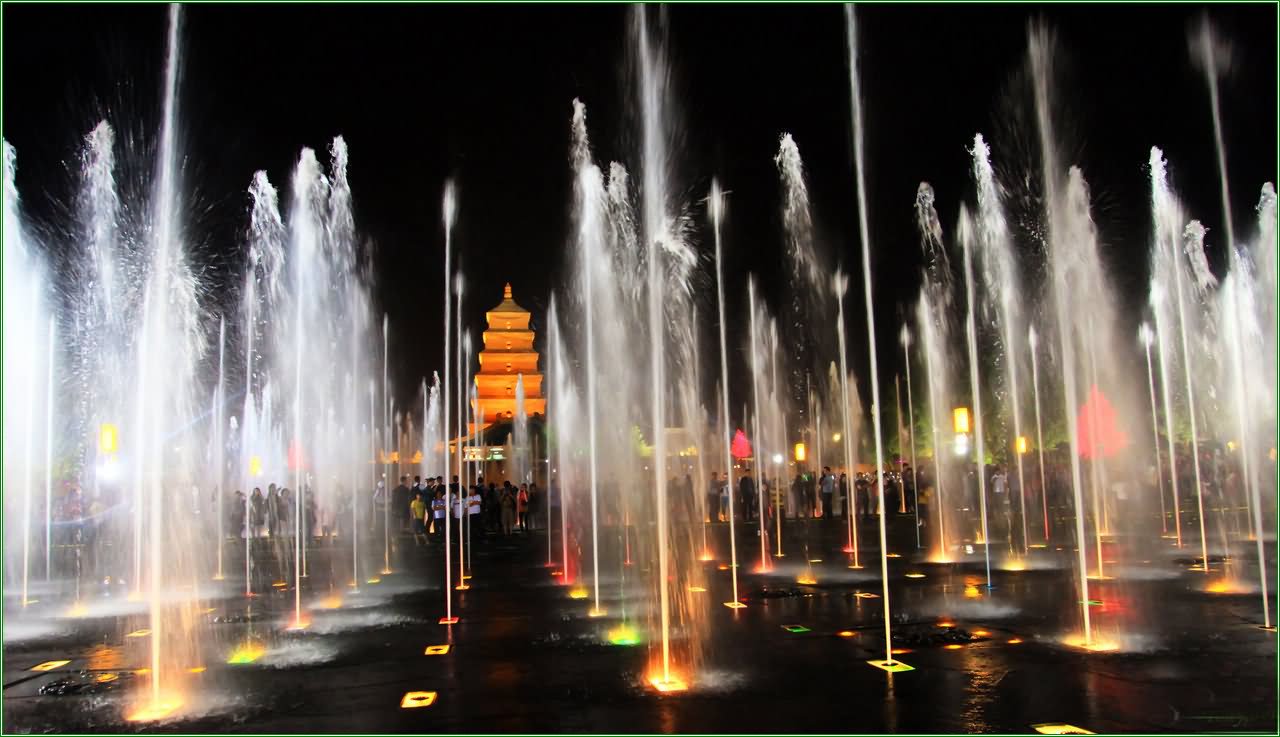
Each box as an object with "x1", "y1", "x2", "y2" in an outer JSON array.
[{"x1": 4, "y1": 514, "x2": 1276, "y2": 733}]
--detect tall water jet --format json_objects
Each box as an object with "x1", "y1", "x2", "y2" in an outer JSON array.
[
  {"x1": 3, "y1": 142, "x2": 51, "y2": 610},
  {"x1": 382, "y1": 314, "x2": 391, "y2": 574},
  {"x1": 915, "y1": 184, "x2": 953, "y2": 560},
  {"x1": 971, "y1": 134, "x2": 1029, "y2": 555},
  {"x1": 1150, "y1": 149, "x2": 1209, "y2": 571},
  {"x1": 1149, "y1": 281, "x2": 1183, "y2": 547},
  {"x1": 459, "y1": 331, "x2": 472, "y2": 587},
  {"x1": 440, "y1": 180, "x2": 457, "y2": 624},
  {"x1": 570, "y1": 98, "x2": 611, "y2": 612},
  {"x1": 844, "y1": 5, "x2": 897, "y2": 668},
  {"x1": 1028, "y1": 327, "x2": 1050, "y2": 541},
  {"x1": 634, "y1": 5, "x2": 689, "y2": 689},
  {"x1": 710, "y1": 180, "x2": 742, "y2": 609},
  {"x1": 834, "y1": 272, "x2": 860, "y2": 568},
  {"x1": 286, "y1": 146, "x2": 329, "y2": 628},
  {"x1": 1031, "y1": 26, "x2": 1107, "y2": 644},
  {"x1": 130, "y1": 4, "x2": 207, "y2": 716},
  {"x1": 900, "y1": 326, "x2": 920, "y2": 548},
  {"x1": 747, "y1": 278, "x2": 771, "y2": 572},
  {"x1": 214, "y1": 317, "x2": 226, "y2": 579},
  {"x1": 454, "y1": 276, "x2": 466, "y2": 590},
  {"x1": 1138, "y1": 324, "x2": 1168, "y2": 534},
  {"x1": 957, "y1": 210, "x2": 991, "y2": 584},
  {"x1": 1237, "y1": 185, "x2": 1276, "y2": 627},
  {"x1": 1193, "y1": 19, "x2": 1272, "y2": 620},
  {"x1": 775, "y1": 132, "x2": 826, "y2": 432}
]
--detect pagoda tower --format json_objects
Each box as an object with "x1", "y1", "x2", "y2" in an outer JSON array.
[{"x1": 473, "y1": 283, "x2": 545, "y2": 427}]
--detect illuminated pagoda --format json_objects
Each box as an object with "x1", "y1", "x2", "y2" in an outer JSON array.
[
  {"x1": 473, "y1": 283, "x2": 545, "y2": 426},
  {"x1": 454, "y1": 283, "x2": 547, "y2": 485}
]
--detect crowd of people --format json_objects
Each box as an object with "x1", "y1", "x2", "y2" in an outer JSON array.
[
  {"x1": 371, "y1": 474, "x2": 544, "y2": 545},
  {"x1": 700, "y1": 466, "x2": 915, "y2": 525},
  {"x1": 21, "y1": 439, "x2": 1271, "y2": 588}
]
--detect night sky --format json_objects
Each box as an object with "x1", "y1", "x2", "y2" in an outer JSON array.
[{"x1": 4, "y1": 3, "x2": 1276, "y2": 413}]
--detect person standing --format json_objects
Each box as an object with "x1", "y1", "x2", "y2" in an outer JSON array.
[
  {"x1": 392, "y1": 475, "x2": 412, "y2": 533},
  {"x1": 500, "y1": 484, "x2": 516, "y2": 536},
  {"x1": 467, "y1": 484, "x2": 483, "y2": 540},
  {"x1": 431, "y1": 487, "x2": 447, "y2": 542},
  {"x1": 410, "y1": 492, "x2": 428, "y2": 546},
  {"x1": 527, "y1": 481, "x2": 541, "y2": 531},
  {"x1": 372, "y1": 478, "x2": 387, "y2": 537},
  {"x1": 707, "y1": 472, "x2": 720, "y2": 523},
  {"x1": 266, "y1": 483, "x2": 280, "y2": 538},
  {"x1": 516, "y1": 483, "x2": 530, "y2": 531},
  {"x1": 739, "y1": 471, "x2": 756, "y2": 522},
  {"x1": 250, "y1": 487, "x2": 266, "y2": 538},
  {"x1": 820, "y1": 466, "x2": 835, "y2": 520}
]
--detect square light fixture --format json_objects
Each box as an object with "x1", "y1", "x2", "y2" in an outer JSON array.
[
  {"x1": 400, "y1": 691, "x2": 438, "y2": 709},
  {"x1": 1031, "y1": 724, "x2": 1094, "y2": 735}
]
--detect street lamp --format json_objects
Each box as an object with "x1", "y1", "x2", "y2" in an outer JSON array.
[
  {"x1": 1016, "y1": 436, "x2": 1029, "y2": 455},
  {"x1": 249, "y1": 456, "x2": 263, "y2": 478},
  {"x1": 952, "y1": 407, "x2": 970, "y2": 434},
  {"x1": 794, "y1": 442, "x2": 807, "y2": 463}
]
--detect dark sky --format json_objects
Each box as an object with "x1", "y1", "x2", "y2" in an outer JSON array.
[{"x1": 4, "y1": 3, "x2": 1276, "y2": 414}]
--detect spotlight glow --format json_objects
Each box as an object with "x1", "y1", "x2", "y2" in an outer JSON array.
[
  {"x1": 227, "y1": 641, "x2": 265, "y2": 664},
  {"x1": 607, "y1": 625, "x2": 640, "y2": 646},
  {"x1": 569, "y1": 587, "x2": 589, "y2": 599},
  {"x1": 868, "y1": 659, "x2": 914, "y2": 673},
  {"x1": 125, "y1": 629, "x2": 151, "y2": 638},
  {"x1": 424, "y1": 645, "x2": 450, "y2": 655},
  {"x1": 648, "y1": 673, "x2": 688, "y2": 693},
  {"x1": 1206, "y1": 580, "x2": 1247, "y2": 594},
  {"x1": 126, "y1": 697, "x2": 184, "y2": 722},
  {"x1": 30, "y1": 660, "x2": 70, "y2": 672},
  {"x1": 1062, "y1": 635, "x2": 1119, "y2": 652}
]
